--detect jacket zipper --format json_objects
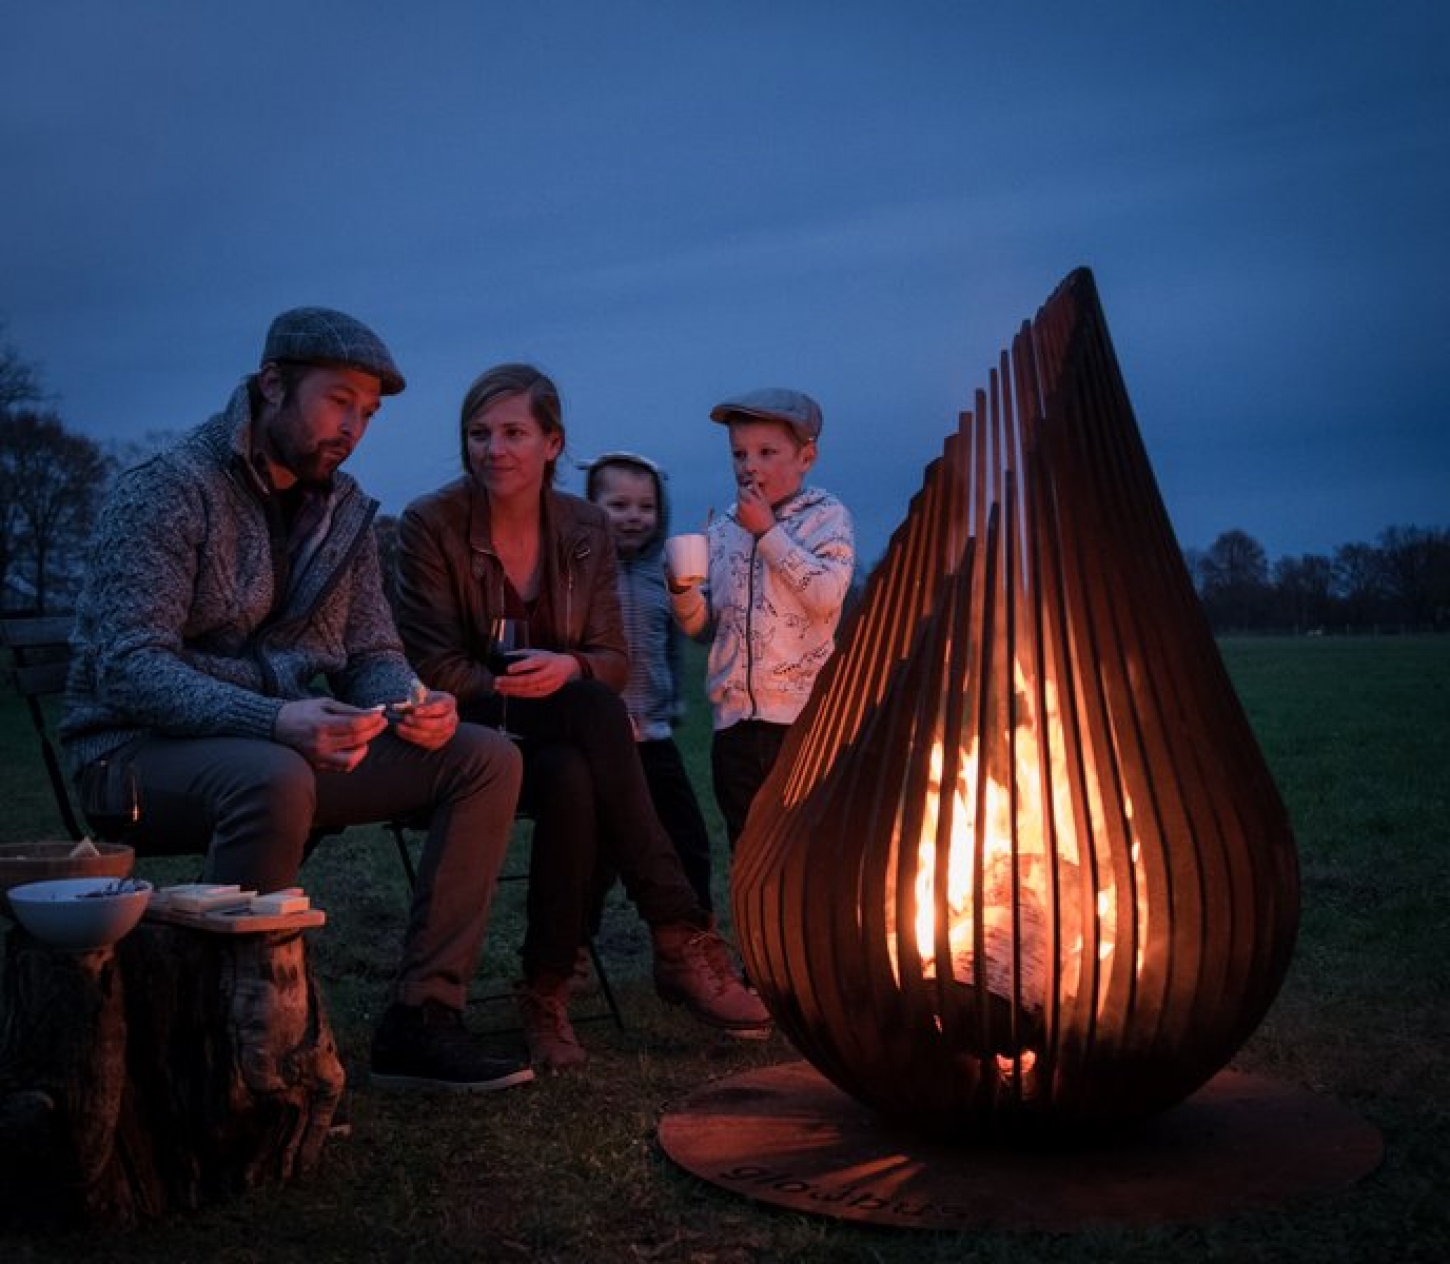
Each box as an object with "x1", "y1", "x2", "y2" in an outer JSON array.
[
  {"x1": 255, "y1": 487, "x2": 375, "y2": 692},
  {"x1": 744, "y1": 534, "x2": 759, "y2": 718}
]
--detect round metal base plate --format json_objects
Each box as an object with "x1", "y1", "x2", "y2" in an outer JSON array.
[{"x1": 659, "y1": 1060, "x2": 1383, "y2": 1231}]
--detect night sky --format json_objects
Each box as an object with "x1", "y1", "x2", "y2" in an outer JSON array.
[{"x1": 3, "y1": 1, "x2": 1445, "y2": 567}]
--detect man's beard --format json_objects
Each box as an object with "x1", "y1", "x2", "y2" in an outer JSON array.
[
  {"x1": 265, "y1": 402, "x2": 348, "y2": 488},
  {"x1": 291, "y1": 457, "x2": 341, "y2": 491},
  {"x1": 280, "y1": 445, "x2": 344, "y2": 490}
]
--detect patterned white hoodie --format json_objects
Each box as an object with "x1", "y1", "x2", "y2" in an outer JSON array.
[{"x1": 671, "y1": 486, "x2": 854, "y2": 730}]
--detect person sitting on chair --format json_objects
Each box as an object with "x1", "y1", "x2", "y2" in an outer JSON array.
[
  {"x1": 394, "y1": 362, "x2": 771, "y2": 1072},
  {"x1": 60, "y1": 306, "x2": 531, "y2": 1095}
]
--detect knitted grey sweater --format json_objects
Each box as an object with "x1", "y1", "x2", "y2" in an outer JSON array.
[{"x1": 60, "y1": 382, "x2": 418, "y2": 773}]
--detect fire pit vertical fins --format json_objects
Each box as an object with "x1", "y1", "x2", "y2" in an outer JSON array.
[{"x1": 733, "y1": 268, "x2": 1299, "y2": 1133}]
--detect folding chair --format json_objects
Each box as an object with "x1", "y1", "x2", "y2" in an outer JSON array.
[
  {"x1": 387, "y1": 808, "x2": 625, "y2": 1031},
  {"x1": 1, "y1": 615, "x2": 87, "y2": 841},
  {"x1": 2, "y1": 614, "x2": 415, "y2": 887}
]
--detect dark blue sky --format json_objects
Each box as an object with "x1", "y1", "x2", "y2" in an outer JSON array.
[{"x1": 3, "y1": 1, "x2": 1445, "y2": 566}]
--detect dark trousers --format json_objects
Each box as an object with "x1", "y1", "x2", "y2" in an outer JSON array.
[
  {"x1": 103, "y1": 723, "x2": 521, "y2": 1011},
  {"x1": 469, "y1": 679, "x2": 702, "y2": 980},
  {"x1": 638, "y1": 737, "x2": 714, "y2": 912},
  {"x1": 586, "y1": 736, "x2": 715, "y2": 931},
  {"x1": 710, "y1": 719, "x2": 790, "y2": 851}
]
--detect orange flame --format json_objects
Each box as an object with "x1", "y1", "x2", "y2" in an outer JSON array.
[{"x1": 888, "y1": 662, "x2": 1144, "y2": 1018}]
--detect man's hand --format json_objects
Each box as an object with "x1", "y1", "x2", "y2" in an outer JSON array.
[
  {"x1": 274, "y1": 697, "x2": 388, "y2": 772},
  {"x1": 493, "y1": 649, "x2": 579, "y2": 700},
  {"x1": 387, "y1": 689, "x2": 460, "y2": 751}
]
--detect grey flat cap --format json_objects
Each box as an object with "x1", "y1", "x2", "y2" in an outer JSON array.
[
  {"x1": 709, "y1": 387, "x2": 822, "y2": 443},
  {"x1": 261, "y1": 306, "x2": 406, "y2": 395}
]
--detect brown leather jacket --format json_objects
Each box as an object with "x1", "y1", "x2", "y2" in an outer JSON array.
[{"x1": 395, "y1": 476, "x2": 627, "y2": 705}]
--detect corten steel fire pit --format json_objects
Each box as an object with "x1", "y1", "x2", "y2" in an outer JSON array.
[{"x1": 732, "y1": 268, "x2": 1300, "y2": 1134}]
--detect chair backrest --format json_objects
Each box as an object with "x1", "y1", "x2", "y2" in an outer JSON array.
[{"x1": 1, "y1": 614, "x2": 85, "y2": 840}]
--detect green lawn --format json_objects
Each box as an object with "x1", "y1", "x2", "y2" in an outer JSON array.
[{"x1": 1, "y1": 636, "x2": 1447, "y2": 1262}]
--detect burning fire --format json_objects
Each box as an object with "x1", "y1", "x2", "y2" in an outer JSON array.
[
  {"x1": 887, "y1": 664, "x2": 1145, "y2": 1023},
  {"x1": 730, "y1": 270, "x2": 1301, "y2": 1128}
]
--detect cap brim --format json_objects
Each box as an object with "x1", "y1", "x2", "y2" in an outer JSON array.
[{"x1": 710, "y1": 404, "x2": 817, "y2": 440}]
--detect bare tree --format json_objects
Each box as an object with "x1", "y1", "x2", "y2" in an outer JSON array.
[
  {"x1": 1198, "y1": 529, "x2": 1271, "y2": 630},
  {"x1": 0, "y1": 323, "x2": 45, "y2": 413},
  {"x1": 1272, "y1": 553, "x2": 1334, "y2": 632},
  {"x1": 0, "y1": 411, "x2": 112, "y2": 613},
  {"x1": 1376, "y1": 525, "x2": 1450, "y2": 628},
  {"x1": 1, "y1": 328, "x2": 48, "y2": 606},
  {"x1": 1181, "y1": 545, "x2": 1208, "y2": 596},
  {"x1": 1332, "y1": 541, "x2": 1389, "y2": 628}
]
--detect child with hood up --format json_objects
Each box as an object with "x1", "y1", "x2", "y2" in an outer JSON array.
[{"x1": 585, "y1": 452, "x2": 715, "y2": 912}]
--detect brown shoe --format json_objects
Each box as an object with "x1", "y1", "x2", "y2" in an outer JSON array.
[
  {"x1": 652, "y1": 923, "x2": 772, "y2": 1032},
  {"x1": 567, "y1": 944, "x2": 592, "y2": 996},
  {"x1": 517, "y1": 976, "x2": 587, "y2": 1072}
]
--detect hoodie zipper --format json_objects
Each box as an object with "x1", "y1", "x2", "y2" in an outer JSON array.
[{"x1": 743, "y1": 534, "x2": 759, "y2": 718}]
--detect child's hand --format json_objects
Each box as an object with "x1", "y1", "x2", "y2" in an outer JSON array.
[
  {"x1": 735, "y1": 478, "x2": 775, "y2": 537},
  {"x1": 664, "y1": 561, "x2": 699, "y2": 594}
]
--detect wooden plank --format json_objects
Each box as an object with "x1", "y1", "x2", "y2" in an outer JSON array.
[{"x1": 145, "y1": 905, "x2": 326, "y2": 934}]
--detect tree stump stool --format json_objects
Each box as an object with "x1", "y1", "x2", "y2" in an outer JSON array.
[{"x1": 0, "y1": 919, "x2": 345, "y2": 1227}]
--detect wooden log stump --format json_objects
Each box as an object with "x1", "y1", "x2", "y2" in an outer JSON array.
[{"x1": 0, "y1": 919, "x2": 345, "y2": 1228}]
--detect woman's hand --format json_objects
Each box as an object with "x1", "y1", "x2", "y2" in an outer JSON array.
[{"x1": 493, "y1": 648, "x2": 579, "y2": 699}]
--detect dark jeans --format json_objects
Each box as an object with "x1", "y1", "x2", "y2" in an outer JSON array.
[
  {"x1": 590, "y1": 737, "x2": 714, "y2": 926},
  {"x1": 639, "y1": 737, "x2": 714, "y2": 913},
  {"x1": 710, "y1": 719, "x2": 790, "y2": 851},
  {"x1": 467, "y1": 679, "x2": 702, "y2": 981},
  {"x1": 97, "y1": 723, "x2": 522, "y2": 1011}
]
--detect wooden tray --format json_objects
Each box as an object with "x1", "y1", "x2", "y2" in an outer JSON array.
[{"x1": 146, "y1": 905, "x2": 326, "y2": 934}]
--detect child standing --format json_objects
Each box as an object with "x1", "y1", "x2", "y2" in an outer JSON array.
[
  {"x1": 667, "y1": 388, "x2": 855, "y2": 852},
  {"x1": 585, "y1": 452, "x2": 716, "y2": 912}
]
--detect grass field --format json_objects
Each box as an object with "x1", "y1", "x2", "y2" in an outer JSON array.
[{"x1": 1, "y1": 635, "x2": 1447, "y2": 1262}]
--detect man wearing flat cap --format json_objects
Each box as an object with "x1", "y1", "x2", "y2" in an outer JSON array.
[{"x1": 62, "y1": 306, "x2": 532, "y2": 1094}]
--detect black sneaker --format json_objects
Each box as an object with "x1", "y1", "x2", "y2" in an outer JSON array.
[{"x1": 370, "y1": 1001, "x2": 535, "y2": 1093}]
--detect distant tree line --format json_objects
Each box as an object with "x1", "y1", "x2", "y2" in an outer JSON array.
[
  {"x1": 1185, "y1": 526, "x2": 1450, "y2": 634},
  {"x1": 0, "y1": 326, "x2": 114, "y2": 613},
  {"x1": 2, "y1": 326, "x2": 1446, "y2": 632}
]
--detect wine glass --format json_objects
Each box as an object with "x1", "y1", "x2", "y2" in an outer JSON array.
[
  {"x1": 81, "y1": 757, "x2": 141, "y2": 842},
  {"x1": 487, "y1": 616, "x2": 529, "y2": 738}
]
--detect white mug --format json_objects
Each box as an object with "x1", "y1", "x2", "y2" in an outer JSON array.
[{"x1": 664, "y1": 533, "x2": 709, "y2": 586}]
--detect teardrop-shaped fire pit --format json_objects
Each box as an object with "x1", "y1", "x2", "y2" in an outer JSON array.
[{"x1": 732, "y1": 267, "x2": 1300, "y2": 1134}]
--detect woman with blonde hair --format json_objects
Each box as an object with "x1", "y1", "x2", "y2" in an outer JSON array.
[{"x1": 395, "y1": 363, "x2": 768, "y2": 1070}]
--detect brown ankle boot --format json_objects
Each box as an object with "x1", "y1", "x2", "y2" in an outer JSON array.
[
  {"x1": 516, "y1": 974, "x2": 587, "y2": 1071},
  {"x1": 652, "y1": 922, "x2": 772, "y2": 1033}
]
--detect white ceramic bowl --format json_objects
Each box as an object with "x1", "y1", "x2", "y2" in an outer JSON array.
[
  {"x1": 7, "y1": 877, "x2": 153, "y2": 952},
  {"x1": 0, "y1": 840, "x2": 135, "y2": 917}
]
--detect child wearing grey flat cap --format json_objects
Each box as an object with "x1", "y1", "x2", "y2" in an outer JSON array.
[{"x1": 668, "y1": 387, "x2": 855, "y2": 854}]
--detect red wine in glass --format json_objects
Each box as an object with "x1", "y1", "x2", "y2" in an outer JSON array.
[
  {"x1": 488, "y1": 617, "x2": 528, "y2": 738},
  {"x1": 485, "y1": 646, "x2": 528, "y2": 674},
  {"x1": 81, "y1": 759, "x2": 141, "y2": 841}
]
